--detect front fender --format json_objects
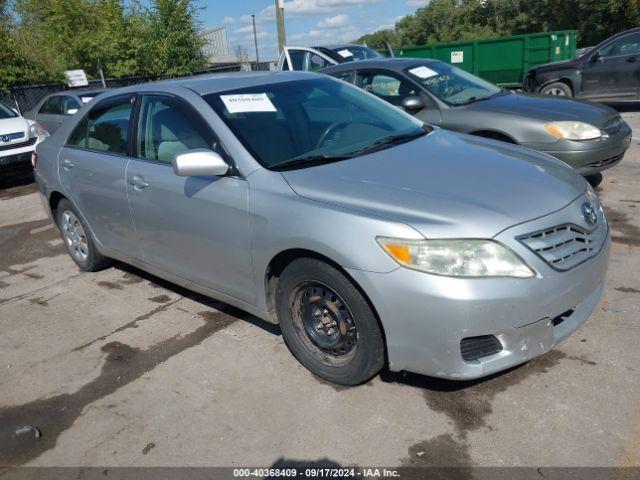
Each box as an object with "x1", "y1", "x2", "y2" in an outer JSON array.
[{"x1": 535, "y1": 69, "x2": 583, "y2": 95}]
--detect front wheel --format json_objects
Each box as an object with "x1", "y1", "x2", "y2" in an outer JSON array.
[
  {"x1": 275, "y1": 258, "x2": 385, "y2": 386},
  {"x1": 540, "y1": 82, "x2": 573, "y2": 97}
]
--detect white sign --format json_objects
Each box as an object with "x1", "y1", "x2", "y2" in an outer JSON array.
[
  {"x1": 64, "y1": 69, "x2": 88, "y2": 87},
  {"x1": 337, "y1": 49, "x2": 354, "y2": 59},
  {"x1": 450, "y1": 51, "x2": 464, "y2": 64},
  {"x1": 220, "y1": 93, "x2": 276, "y2": 114},
  {"x1": 408, "y1": 66, "x2": 438, "y2": 79}
]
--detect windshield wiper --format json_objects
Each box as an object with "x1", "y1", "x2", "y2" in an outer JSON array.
[
  {"x1": 268, "y1": 154, "x2": 354, "y2": 171},
  {"x1": 349, "y1": 129, "x2": 428, "y2": 157}
]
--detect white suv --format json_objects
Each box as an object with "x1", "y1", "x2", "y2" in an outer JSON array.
[{"x1": 0, "y1": 100, "x2": 48, "y2": 176}]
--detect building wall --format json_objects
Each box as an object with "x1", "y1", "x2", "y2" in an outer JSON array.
[{"x1": 201, "y1": 27, "x2": 230, "y2": 63}]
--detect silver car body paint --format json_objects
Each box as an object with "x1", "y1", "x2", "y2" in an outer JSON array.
[{"x1": 34, "y1": 71, "x2": 609, "y2": 380}]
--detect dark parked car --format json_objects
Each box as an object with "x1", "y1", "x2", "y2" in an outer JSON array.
[
  {"x1": 25, "y1": 89, "x2": 107, "y2": 134},
  {"x1": 525, "y1": 28, "x2": 640, "y2": 101},
  {"x1": 277, "y1": 44, "x2": 384, "y2": 72},
  {"x1": 322, "y1": 58, "x2": 631, "y2": 178}
]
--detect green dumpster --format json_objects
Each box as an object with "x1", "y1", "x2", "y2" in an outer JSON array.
[{"x1": 390, "y1": 30, "x2": 577, "y2": 88}]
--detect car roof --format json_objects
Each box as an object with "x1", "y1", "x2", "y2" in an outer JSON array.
[
  {"x1": 322, "y1": 57, "x2": 442, "y2": 73},
  {"x1": 44, "y1": 88, "x2": 108, "y2": 98},
  {"x1": 315, "y1": 44, "x2": 369, "y2": 50},
  {"x1": 108, "y1": 71, "x2": 321, "y2": 97}
]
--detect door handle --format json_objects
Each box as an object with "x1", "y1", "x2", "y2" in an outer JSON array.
[
  {"x1": 627, "y1": 56, "x2": 637, "y2": 63},
  {"x1": 61, "y1": 159, "x2": 75, "y2": 170},
  {"x1": 129, "y1": 175, "x2": 149, "y2": 189}
]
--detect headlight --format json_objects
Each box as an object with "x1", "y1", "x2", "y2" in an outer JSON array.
[
  {"x1": 376, "y1": 237, "x2": 535, "y2": 278},
  {"x1": 29, "y1": 122, "x2": 49, "y2": 139},
  {"x1": 544, "y1": 121, "x2": 602, "y2": 141}
]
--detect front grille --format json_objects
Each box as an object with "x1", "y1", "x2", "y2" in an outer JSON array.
[
  {"x1": 460, "y1": 336, "x2": 503, "y2": 362},
  {"x1": 519, "y1": 221, "x2": 608, "y2": 271},
  {"x1": 0, "y1": 131, "x2": 26, "y2": 142},
  {"x1": 588, "y1": 153, "x2": 624, "y2": 168},
  {"x1": 0, "y1": 137, "x2": 36, "y2": 152},
  {"x1": 603, "y1": 116, "x2": 622, "y2": 135}
]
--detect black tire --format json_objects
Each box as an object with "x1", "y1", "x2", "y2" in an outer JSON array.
[
  {"x1": 55, "y1": 198, "x2": 111, "y2": 271},
  {"x1": 586, "y1": 173, "x2": 603, "y2": 188},
  {"x1": 275, "y1": 258, "x2": 385, "y2": 386},
  {"x1": 540, "y1": 82, "x2": 573, "y2": 97}
]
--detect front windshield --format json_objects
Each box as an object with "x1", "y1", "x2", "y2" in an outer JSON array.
[
  {"x1": 205, "y1": 77, "x2": 425, "y2": 169},
  {"x1": 0, "y1": 101, "x2": 18, "y2": 119},
  {"x1": 331, "y1": 46, "x2": 383, "y2": 62},
  {"x1": 405, "y1": 62, "x2": 502, "y2": 106}
]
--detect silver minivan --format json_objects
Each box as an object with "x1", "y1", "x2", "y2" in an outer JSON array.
[{"x1": 34, "y1": 72, "x2": 609, "y2": 385}]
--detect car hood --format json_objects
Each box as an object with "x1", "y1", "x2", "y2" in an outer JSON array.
[
  {"x1": 465, "y1": 92, "x2": 617, "y2": 126},
  {"x1": 0, "y1": 116, "x2": 31, "y2": 136},
  {"x1": 532, "y1": 58, "x2": 581, "y2": 73},
  {"x1": 281, "y1": 130, "x2": 587, "y2": 239}
]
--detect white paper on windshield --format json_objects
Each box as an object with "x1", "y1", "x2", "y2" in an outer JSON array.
[
  {"x1": 80, "y1": 97, "x2": 93, "y2": 103},
  {"x1": 408, "y1": 66, "x2": 438, "y2": 79},
  {"x1": 337, "y1": 49, "x2": 354, "y2": 58},
  {"x1": 220, "y1": 93, "x2": 276, "y2": 114}
]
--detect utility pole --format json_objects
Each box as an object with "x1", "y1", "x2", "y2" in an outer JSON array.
[
  {"x1": 252, "y1": 14, "x2": 260, "y2": 63},
  {"x1": 275, "y1": 0, "x2": 286, "y2": 54}
]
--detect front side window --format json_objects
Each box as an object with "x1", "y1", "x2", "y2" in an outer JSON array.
[
  {"x1": 331, "y1": 70, "x2": 355, "y2": 83},
  {"x1": 357, "y1": 71, "x2": 419, "y2": 107},
  {"x1": 405, "y1": 62, "x2": 502, "y2": 106},
  {"x1": 0, "y1": 101, "x2": 17, "y2": 119},
  {"x1": 599, "y1": 33, "x2": 640, "y2": 58},
  {"x1": 60, "y1": 96, "x2": 81, "y2": 115},
  {"x1": 137, "y1": 95, "x2": 213, "y2": 163},
  {"x1": 67, "y1": 95, "x2": 133, "y2": 154},
  {"x1": 288, "y1": 50, "x2": 305, "y2": 71},
  {"x1": 205, "y1": 77, "x2": 426, "y2": 169}
]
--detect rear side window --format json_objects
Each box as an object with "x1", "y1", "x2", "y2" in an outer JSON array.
[
  {"x1": 40, "y1": 96, "x2": 64, "y2": 115},
  {"x1": 67, "y1": 95, "x2": 134, "y2": 154},
  {"x1": 137, "y1": 95, "x2": 214, "y2": 163}
]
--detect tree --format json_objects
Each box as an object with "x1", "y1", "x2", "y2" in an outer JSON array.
[{"x1": 147, "y1": 0, "x2": 207, "y2": 76}]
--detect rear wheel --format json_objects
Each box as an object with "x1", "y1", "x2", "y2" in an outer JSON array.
[
  {"x1": 56, "y1": 199, "x2": 111, "y2": 271},
  {"x1": 540, "y1": 82, "x2": 573, "y2": 97},
  {"x1": 275, "y1": 258, "x2": 385, "y2": 386}
]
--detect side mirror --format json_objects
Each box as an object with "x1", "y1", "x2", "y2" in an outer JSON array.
[
  {"x1": 172, "y1": 149, "x2": 229, "y2": 177},
  {"x1": 402, "y1": 95, "x2": 424, "y2": 112},
  {"x1": 589, "y1": 52, "x2": 601, "y2": 63},
  {"x1": 66, "y1": 108, "x2": 79, "y2": 115}
]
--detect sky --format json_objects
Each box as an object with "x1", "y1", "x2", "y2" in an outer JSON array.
[{"x1": 198, "y1": 0, "x2": 430, "y2": 62}]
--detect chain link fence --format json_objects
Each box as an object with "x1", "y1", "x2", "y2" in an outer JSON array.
[{"x1": 0, "y1": 62, "x2": 273, "y2": 114}]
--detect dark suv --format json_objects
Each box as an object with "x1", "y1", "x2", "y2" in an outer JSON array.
[{"x1": 525, "y1": 28, "x2": 639, "y2": 101}]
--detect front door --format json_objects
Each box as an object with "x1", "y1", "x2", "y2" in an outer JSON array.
[
  {"x1": 583, "y1": 32, "x2": 640, "y2": 100},
  {"x1": 60, "y1": 94, "x2": 137, "y2": 255},
  {"x1": 126, "y1": 93, "x2": 255, "y2": 303}
]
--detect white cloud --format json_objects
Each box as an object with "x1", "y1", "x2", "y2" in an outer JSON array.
[
  {"x1": 406, "y1": 0, "x2": 430, "y2": 6},
  {"x1": 222, "y1": 16, "x2": 236, "y2": 24},
  {"x1": 318, "y1": 14, "x2": 349, "y2": 28}
]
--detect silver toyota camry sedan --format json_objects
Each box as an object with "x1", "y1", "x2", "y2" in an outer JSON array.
[{"x1": 33, "y1": 71, "x2": 610, "y2": 386}]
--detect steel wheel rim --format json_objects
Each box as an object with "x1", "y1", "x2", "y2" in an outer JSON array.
[
  {"x1": 61, "y1": 210, "x2": 89, "y2": 262},
  {"x1": 547, "y1": 87, "x2": 566, "y2": 96},
  {"x1": 291, "y1": 281, "x2": 358, "y2": 365}
]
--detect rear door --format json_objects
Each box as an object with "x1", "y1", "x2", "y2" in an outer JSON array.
[
  {"x1": 60, "y1": 94, "x2": 138, "y2": 256},
  {"x1": 126, "y1": 93, "x2": 254, "y2": 303},
  {"x1": 583, "y1": 32, "x2": 640, "y2": 100}
]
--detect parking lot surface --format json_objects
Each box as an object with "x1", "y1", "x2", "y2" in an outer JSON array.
[{"x1": 0, "y1": 112, "x2": 639, "y2": 469}]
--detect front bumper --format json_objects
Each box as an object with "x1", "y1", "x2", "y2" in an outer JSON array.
[
  {"x1": 347, "y1": 194, "x2": 610, "y2": 380},
  {"x1": 521, "y1": 122, "x2": 632, "y2": 176}
]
